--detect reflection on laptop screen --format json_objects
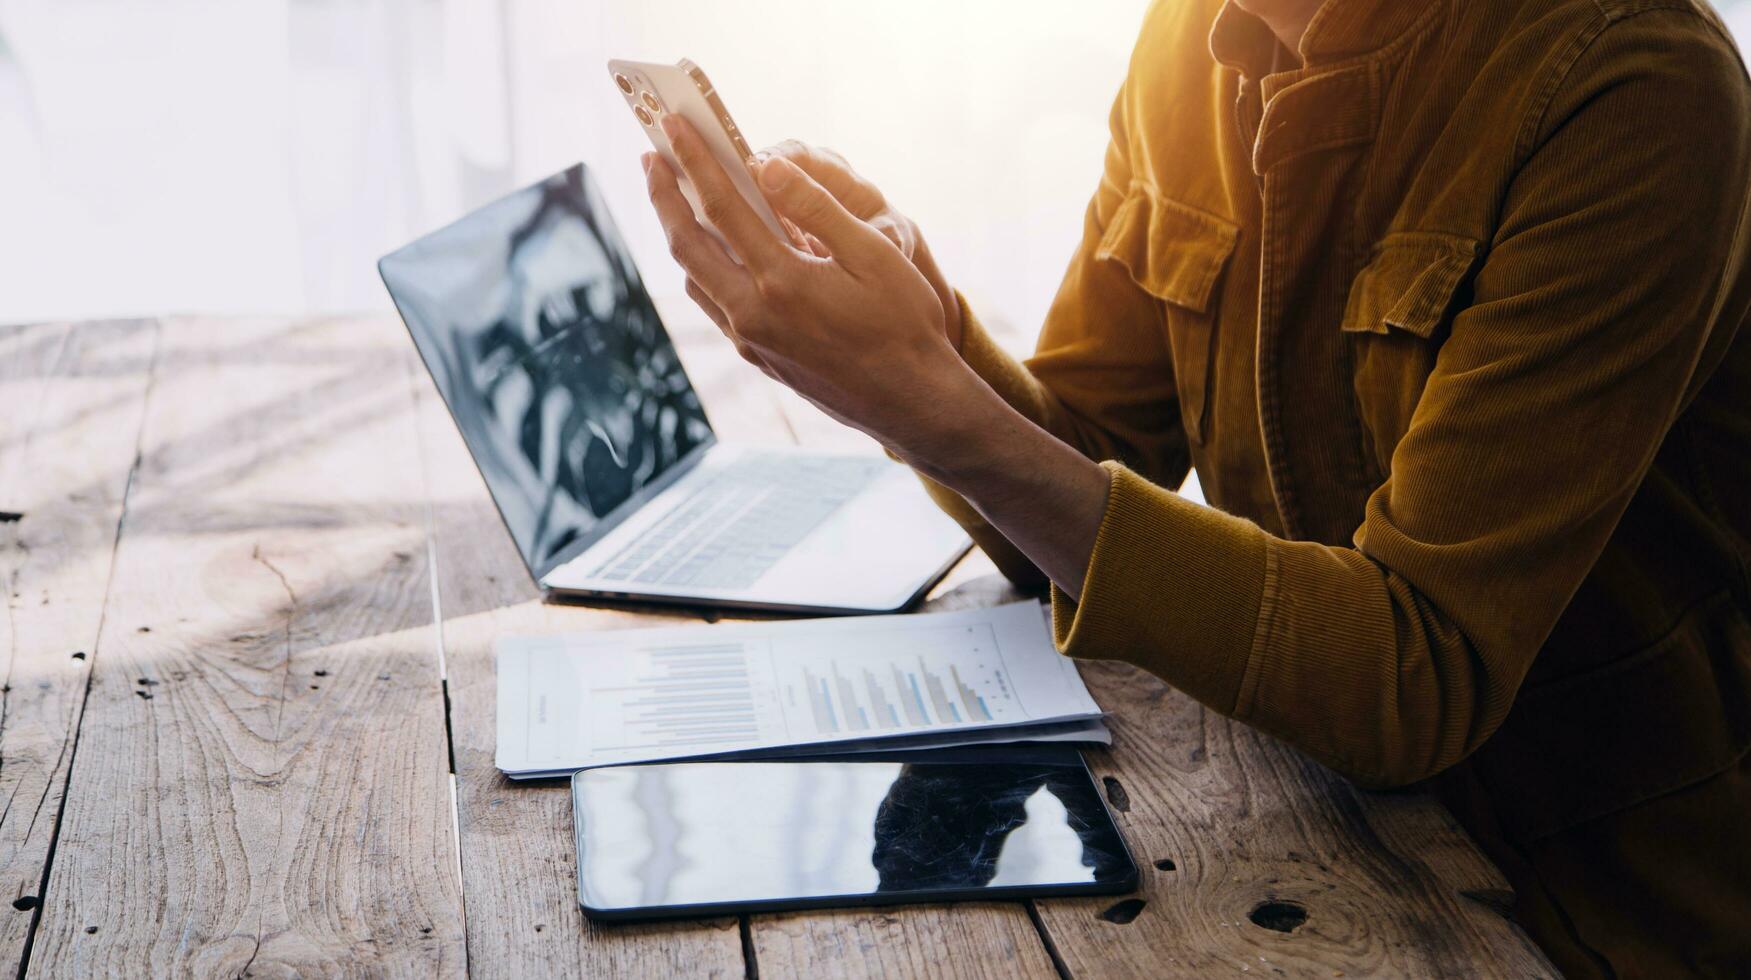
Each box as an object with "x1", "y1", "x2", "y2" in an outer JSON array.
[{"x1": 380, "y1": 164, "x2": 714, "y2": 575}]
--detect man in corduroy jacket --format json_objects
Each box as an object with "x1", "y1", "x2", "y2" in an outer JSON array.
[{"x1": 641, "y1": 0, "x2": 1751, "y2": 972}]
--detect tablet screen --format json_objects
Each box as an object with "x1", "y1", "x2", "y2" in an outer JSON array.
[{"x1": 571, "y1": 745, "x2": 1136, "y2": 918}]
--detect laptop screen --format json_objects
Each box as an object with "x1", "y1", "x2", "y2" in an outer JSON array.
[{"x1": 380, "y1": 164, "x2": 715, "y2": 577}]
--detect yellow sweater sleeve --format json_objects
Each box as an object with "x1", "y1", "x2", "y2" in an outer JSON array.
[{"x1": 1049, "y1": 463, "x2": 1268, "y2": 713}]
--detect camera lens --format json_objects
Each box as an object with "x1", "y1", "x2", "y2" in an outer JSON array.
[
  {"x1": 634, "y1": 104, "x2": 654, "y2": 126},
  {"x1": 641, "y1": 91, "x2": 661, "y2": 112},
  {"x1": 614, "y1": 73, "x2": 633, "y2": 94}
]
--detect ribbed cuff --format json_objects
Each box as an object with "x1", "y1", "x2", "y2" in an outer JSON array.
[{"x1": 1050, "y1": 462, "x2": 1270, "y2": 714}]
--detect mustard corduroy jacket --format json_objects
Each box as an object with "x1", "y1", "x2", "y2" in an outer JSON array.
[{"x1": 922, "y1": 0, "x2": 1751, "y2": 972}]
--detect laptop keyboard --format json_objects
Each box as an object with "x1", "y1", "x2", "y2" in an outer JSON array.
[{"x1": 588, "y1": 452, "x2": 890, "y2": 590}]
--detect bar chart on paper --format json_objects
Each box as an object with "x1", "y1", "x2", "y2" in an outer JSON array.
[
  {"x1": 597, "y1": 641, "x2": 767, "y2": 752},
  {"x1": 788, "y1": 624, "x2": 1016, "y2": 735},
  {"x1": 496, "y1": 602, "x2": 1103, "y2": 774},
  {"x1": 797, "y1": 661, "x2": 995, "y2": 733}
]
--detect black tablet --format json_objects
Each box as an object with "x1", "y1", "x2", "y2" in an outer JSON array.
[{"x1": 570, "y1": 744, "x2": 1139, "y2": 920}]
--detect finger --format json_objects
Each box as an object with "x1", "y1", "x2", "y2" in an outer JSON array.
[
  {"x1": 684, "y1": 277, "x2": 731, "y2": 332},
  {"x1": 778, "y1": 215, "x2": 811, "y2": 251},
  {"x1": 764, "y1": 140, "x2": 886, "y2": 219},
  {"x1": 868, "y1": 213, "x2": 915, "y2": 256},
  {"x1": 688, "y1": 278, "x2": 780, "y2": 380},
  {"x1": 756, "y1": 156, "x2": 890, "y2": 262},
  {"x1": 685, "y1": 277, "x2": 783, "y2": 382},
  {"x1": 660, "y1": 115, "x2": 789, "y2": 271},
  {"x1": 645, "y1": 153, "x2": 751, "y2": 306}
]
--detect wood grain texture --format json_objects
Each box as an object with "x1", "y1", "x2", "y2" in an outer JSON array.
[
  {"x1": 916, "y1": 567, "x2": 1555, "y2": 976},
  {"x1": 749, "y1": 904, "x2": 1056, "y2": 980},
  {"x1": 1036, "y1": 663, "x2": 1555, "y2": 977},
  {"x1": 0, "y1": 321, "x2": 157, "y2": 971},
  {"x1": 29, "y1": 318, "x2": 465, "y2": 976}
]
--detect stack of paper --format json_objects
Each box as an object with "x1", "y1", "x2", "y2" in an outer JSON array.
[{"x1": 495, "y1": 601, "x2": 1107, "y2": 778}]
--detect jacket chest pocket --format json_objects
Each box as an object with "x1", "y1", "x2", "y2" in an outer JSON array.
[
  {"x1": 1340, "y1": 232, "x2": 1481, "y2": 473},
  {"x1": 1096, "y1": 186, "x2": 1241, "y2": 445}
]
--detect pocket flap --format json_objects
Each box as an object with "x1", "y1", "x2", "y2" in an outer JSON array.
[
  {"x1": 1341, "y1": 233, "x2": 1481, "y2": 338},
  {"x1": 1095, "y1": 187, "x2": 1240, "y2": 313}
]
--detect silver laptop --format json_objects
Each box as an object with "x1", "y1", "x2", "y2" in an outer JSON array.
[{"x1": 379, "y1": 163, "x2": 969, "y2": 614}]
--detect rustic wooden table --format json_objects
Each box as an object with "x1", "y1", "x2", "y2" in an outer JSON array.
[{"x1": 0, "y1": 316, "x2": 1557, "y2": 977}]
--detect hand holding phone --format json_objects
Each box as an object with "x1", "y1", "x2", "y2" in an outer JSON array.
[{"x1": 608, "y1": 59, "x2": 788, "y2": 259}]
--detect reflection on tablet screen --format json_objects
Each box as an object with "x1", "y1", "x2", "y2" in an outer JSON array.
[{"x1": 572, "y1": 747, "x2": 1135, "y2": 915}]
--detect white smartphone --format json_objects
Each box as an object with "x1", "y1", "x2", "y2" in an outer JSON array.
[{"x1": 608, "y1": 58, "x2": 789, "y2": 257}]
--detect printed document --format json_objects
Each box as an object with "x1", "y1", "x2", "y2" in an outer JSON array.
[{"x1": 496, "y1": 601, "x2": 1104, "y2": 777}]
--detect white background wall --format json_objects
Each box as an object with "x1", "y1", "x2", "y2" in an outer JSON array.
[
  {"x1": 0, "y1": 0, "x2": 1154, "y2": 337},
  {"x1": 5, "y1": 0, "x2": 1751, "y2": 333}
]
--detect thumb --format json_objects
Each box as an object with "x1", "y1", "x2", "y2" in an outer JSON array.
[{"x1": 758, "y1": 156, "x2": 885, "y2": 261}]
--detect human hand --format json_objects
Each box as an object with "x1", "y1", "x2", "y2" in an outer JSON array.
[
  {"x1": 645, "y1": 117, "x2": 1111, "y2": 598},
  {"x1": 643, "y1": 115, "x2": 976, "y2": 454},
  {"x1": 758, "y1": 140, "x2": 963, "y2": 350}
]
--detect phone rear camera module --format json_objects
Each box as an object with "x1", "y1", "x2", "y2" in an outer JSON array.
[
  {"x1": 641, "y1": 91, "x2": 662, "y2": 112},
  {"x1": 614, "y1": 73, "x2": 633, "y2": 94},
  {"x1": 634, "y1": 104, "x2": 654, "y2": 126}
]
